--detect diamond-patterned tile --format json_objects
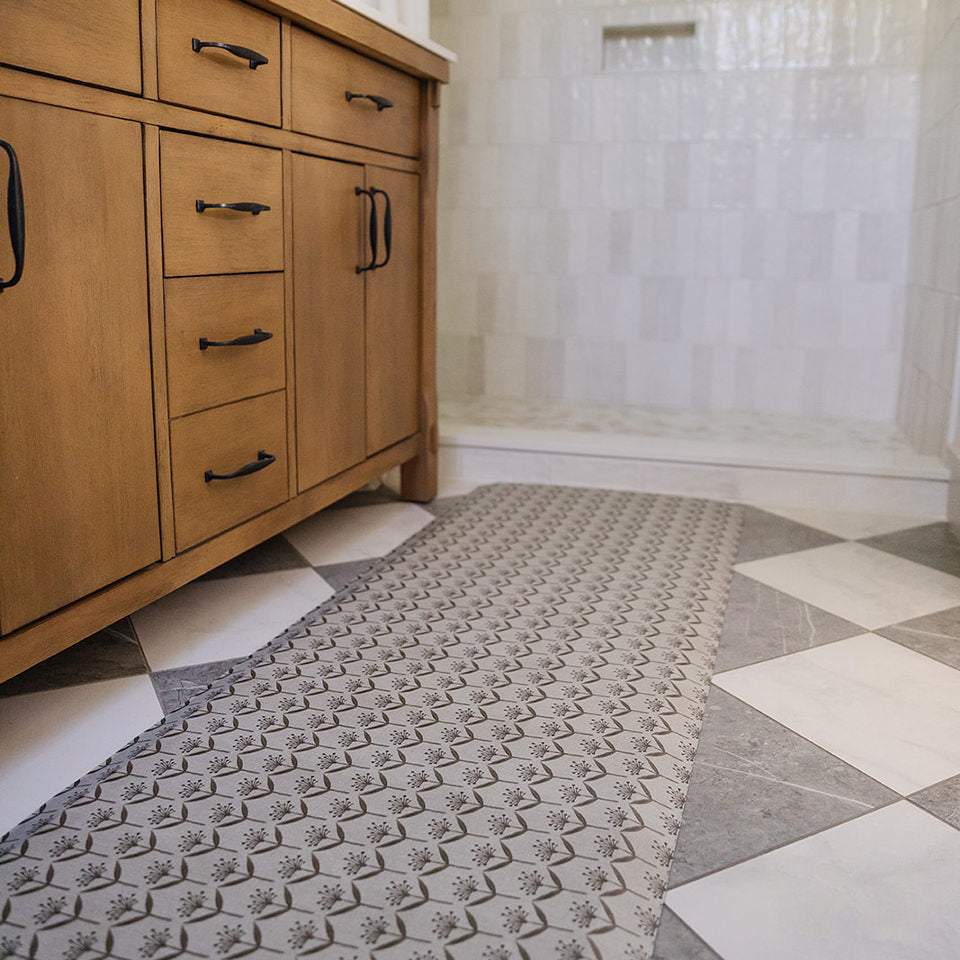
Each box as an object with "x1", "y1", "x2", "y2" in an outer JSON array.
[
  {"x1": 876, "y1": 607, "x2": 960, "y2": 671},
  {"x1": 0, "y1": 677, "x2": 162, "y2": 836},
  {"x1": 755, "y1": 504, "x2": 944, "y2": 540},
  {"x1": 735, "y1": 542, "x2": 960, "y2": 631},
  {"x1": 133, "y1": 568, "x2": 334, "y2": 671},
  {"x1": 668, "y1": 687, "x2": 896, "y2": 886},
  {"x1": 151, "y1": 657, "x2": 249, "y2": 714},
  {"x1": 715, "y1": 574, "x2": 862, "y2": 672},
  {"x1": 714, "y1": 634, "x2": 960, "y2": 794},
  {"x1": 736, "y1": 506, "x2": 842, "y2": 563},
  {"x1": 860, "y1": 522, "x2": 960, "y2": 578},
  {"x1": 0, "y1": 620, "x2": 147, "y2": 698},
  {"x1": 283, "y1": 501, "x2": 434, "y2": 565},
  {"x1": 653, "y1": 907, "x2": 723, "y2": 960},
  {"x1": 199, "y1": 534, "x2": 310, "y2": 581},
  {"x1": 666, "y1": 802, "x2": 960, "y2": 960},
  {"x1": 910, "y1": 774, "x2": 960, "y2": 832}
]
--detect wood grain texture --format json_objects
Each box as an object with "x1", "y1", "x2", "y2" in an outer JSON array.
[
  {"x1": 165, "y1": 273, "x2": 287, "y2": 417},
  {"x1": 365, "y1": 165, "x2": 421, "y2": 456},
  {"x1": 0, "y1": 435, "x2": 419, "y2": 683},
  {"x1": 157, "y1": 0, "x2": 282, "y2": 126},
  {"x1": 143, "y1": 124, "x2": 177, "y2": 560},
  {"x1": 170, "y1": 391, "x2": 289, "y2": 551},
  {"x1": 0, "y1": 0, "x2": 142, "y2": 93},
  {"x1": 0, "y1": 97, "x2": 160, "y2": 632},
  {"x1": 291, "y1": 26, "x2": 421, "y2": 157},
  {"x1": 160, "y1": 131, "x2": 284, "y2": 276},
  {"x1": 291, "y1": 153, "x2": 367, "y2": 492},
  {"x1": 401, "y1": 78, "x2": 440, "y2": 501},
  {"x1": 0, "y1": 66, "x2": 421, "y2": 172}
]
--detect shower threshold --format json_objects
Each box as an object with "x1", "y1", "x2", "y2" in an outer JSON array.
[{"x1": 438, "y1": 398, "x2": 949, "y2": 516}]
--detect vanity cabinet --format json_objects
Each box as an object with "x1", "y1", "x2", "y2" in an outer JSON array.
[
  {"x1": 292, "y1": 156, "x2": 420, "y2": 492},
  {"x1": 0, "y1": 0, "x2": 448, "y2": 681},
  {"x1": 0, "y1": 97, "x2": 160, "y2": 634}
]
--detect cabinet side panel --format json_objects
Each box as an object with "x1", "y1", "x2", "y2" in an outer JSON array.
[
  {"x1": 0, "y1": 98, "x2": 161, "y2": 632},
  {"x1": 291, "y1": 153, "x2": 367, "y2": 492},
  {"x1": 365, "y1": 166, "x2": 421, "y2": 456}
]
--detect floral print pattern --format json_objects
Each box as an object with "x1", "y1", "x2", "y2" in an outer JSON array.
[{"x1": 0, "y1": 484, "x2": 740, "y2": 960}]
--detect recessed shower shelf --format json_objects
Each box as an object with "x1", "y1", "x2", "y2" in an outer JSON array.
[{"x1": 602, "y1": 21, "x2": 698, "y2": 72}]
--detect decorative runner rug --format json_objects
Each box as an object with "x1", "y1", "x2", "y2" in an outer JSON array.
[{"x1": 0, "y1": 484, "x2": 741, "y2": 960}]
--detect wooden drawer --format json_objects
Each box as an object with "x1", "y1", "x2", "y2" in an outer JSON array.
[
  {"x1": 171, "y1": 391, "x2": 288, "y2": 551},
  {"x1": 0, "y1": 0, "x2": 141, "y2": 93},
  {"x1": 165, "y1": 273, "x2": 286, "y2": 418},
  {"x1": 157, "y1": 0, "x2": 281, "y2": 126},
  {"x1": 291, "y1": 27, "x2": 421, "y2": 157},
  {"x1": 160, "y1": 132, "x2": 283, "y2": 277}
]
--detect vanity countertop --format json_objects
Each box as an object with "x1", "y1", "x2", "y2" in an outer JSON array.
[{"x1": 333, "y1": 0, "x2": 455, "y2": 61}]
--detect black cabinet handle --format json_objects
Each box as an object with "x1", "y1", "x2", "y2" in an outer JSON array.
[
  {"x1": 196, "y1": 200, "x2": 271, "y2": 215},
  {"x1": 199, "y1": 328, "x2": 273, "y2": 350},
  {"x1": 370, "y1": 187, "x2": 392, "y2": 270},
  {"x1": 0, "y1": 139, "x2": 25, "y2": 293},
  {"x1": 354, "y1": 186, "x2": 378, "y2": 274},
  {"x1": 192, "y1": 38, "x2": 268, "y2": 70},
  {"x1": 345, "y1": 92, "x2": 393, "y2": 111},
  {"x1": 205, "y1": 450, "x2": 276, "y2": 483}
]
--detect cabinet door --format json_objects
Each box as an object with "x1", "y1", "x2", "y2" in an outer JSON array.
[
  {"x1": 292, "y1": 154, "x2": 367, "y2": 492},
  {"x1": 365, "y1": 167, "x2": 420, "y2": 456},
  {"x1": 0, "y1": 98, "x2": 160, "y2": 632}
]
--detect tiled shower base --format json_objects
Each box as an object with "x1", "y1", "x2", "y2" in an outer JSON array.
[{"x1": 440, "y1": 399, "x2": 950, "y2": 516}]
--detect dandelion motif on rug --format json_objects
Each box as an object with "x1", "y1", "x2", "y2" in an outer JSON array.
[{"x1": 0, "y1": 483, "x2": 741, "y2": 960}]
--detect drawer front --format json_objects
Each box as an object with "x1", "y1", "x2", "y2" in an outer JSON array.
[
  {"x1": 157, "y1": 0, "x2": 281, "y2": 126},
  {"x1": 0, "y1": 0, "x2": 141, "y2": 93},
  {"x1": 171, "y1": 391, "x2": 288, "y2": 551},
  {"x1": 160, "y1": 132, "x2": 283, "y2": 277},
  {"x1": 291, "y1": 27, "x2": 421, "y2": 157},
  {"x1": 166, "y1": 273, "x2": 286, "y2": 418}
]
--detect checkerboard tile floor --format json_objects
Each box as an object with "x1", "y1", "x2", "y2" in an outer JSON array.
[{"x1": 2, "y1": 481, "x2": 959, "y2": 959}]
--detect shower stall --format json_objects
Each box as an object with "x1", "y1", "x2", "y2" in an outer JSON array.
[{"x1": 429, "y1": 0, "x2": 960, "y2": 516}]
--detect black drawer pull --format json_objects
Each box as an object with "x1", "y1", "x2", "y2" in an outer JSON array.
[
  {"x1": 205, "y1": 450, "x2": 276, "y2": 483},
  {"x1": 354, "y1": 186, "x2": 378, "y2": 274},
  {"x1": 0, "y1": 139, "x2": 25, "y2": 293},
  {"x1": 199, "y1": 328, "x2": 273, "y2": 351},
  {"x1": 196, "y1": 200, "x2": 271, "y2": 215},
  {"x1": 345, "y1": 91, "x2": 393, "y2": 111},
  {"x1": 370, "y1": 187, "x2": 392, "y2": 270},
  {"x1": 192, "y1": 38, "x2": 269, "y2": 70}
]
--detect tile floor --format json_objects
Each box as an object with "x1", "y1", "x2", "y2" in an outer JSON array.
[{"x1": 2, "y1": 480, "x2": 960, "y2": 958}]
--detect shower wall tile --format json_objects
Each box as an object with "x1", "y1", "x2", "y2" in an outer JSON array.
[
  {"x1": 899, "y1": 0, "x2": 960, "y2": 455},
  {"x1": 433, "y1": 0, "x2": 924, "y2": 420}
]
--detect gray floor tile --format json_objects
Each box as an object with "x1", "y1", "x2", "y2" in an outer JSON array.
[
  {"x1": 151, "y1": 658, "x2": 249, "y2": 714},
  {"x1": 315, "y1": 558, "x2": 381, "y2": 593},
  {"x1": 329, "y1": 483, "x2": 402, "y2": 509},
  {"x1": 713, "y1": 574, "x2": 863, "y2": 672},
  {"x1": 736, "y1": 506, "x2": 842, "y2": 563},
  {"x1": 199, "y1": 535, "x2": 311, "y2": 581},
  {"x1": 653, "y1": 907, "x2": 723, "y2": 960},
  {"x1": 876, "y1": 606, "x2": 960, "y2": 671},
  {"x1": 667, "y1": 687, "x2": 897, "y2": 887},
  {"x1": 860, "y1": 522, "x2": 960, "y2": 578},
  {"x1": 0, "y1": 621, "x2": 148, "y2": 698},
  {"x1": 910, "y1": 774, "x2": 960, "y2": 831}
]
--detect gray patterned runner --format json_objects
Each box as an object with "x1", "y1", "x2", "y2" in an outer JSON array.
[{"x1": 0, "y1": 484, "x2": 741, "y2": 960}]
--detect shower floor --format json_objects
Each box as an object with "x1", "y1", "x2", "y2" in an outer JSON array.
[{"x1": 439, "y1": 398, "x2": 950, "y2": 515}]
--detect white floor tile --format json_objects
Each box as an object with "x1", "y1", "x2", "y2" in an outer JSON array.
[
  {"x1": 713, "y1": 633, "x2": 960, "y2": 794},
  {"x1": 756, "y1": 503, "x2": 943, "y2": 540},
  {"x1": 735, "y1": 542, "x2": 960, "y2": 630},
  {"x1": 132, "y1": 568, "x2": 333, "y2": 672},
  {"x1": 0, "y1": 677, "x2": 162, "y2": 836},
  {"x1": 283, "y1": 501, "x2": 434, "y2": 565},
  {"x1": 666, "y1": 801, "x2": 960, "y2": 960}
]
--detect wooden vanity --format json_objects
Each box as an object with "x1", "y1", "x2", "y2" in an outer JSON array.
[{"x1": 0, "y1": 0, "x2": 450, "y2": 681}]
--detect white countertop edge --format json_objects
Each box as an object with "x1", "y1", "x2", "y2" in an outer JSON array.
[{"x1": 333, "y1": 0, "x2": 457, "y2": 61}]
